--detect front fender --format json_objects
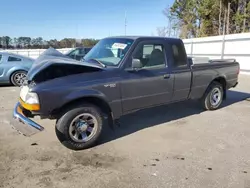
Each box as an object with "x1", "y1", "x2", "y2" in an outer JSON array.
[
  {"x1": 38, "y1": 88, "x2": 111, "y2": 117},
  {"x1": 65, "y1": 89, "x2": 110, "y2": 104},
  {"x1": 63, "y1": 88, "x2": 123, "y2": 120}
]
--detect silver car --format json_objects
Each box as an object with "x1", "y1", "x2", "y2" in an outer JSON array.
[{"x1": 0, "y1": 52, "x2": 34, "y2": 86}]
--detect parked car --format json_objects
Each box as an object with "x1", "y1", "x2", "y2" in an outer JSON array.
[
  {"x1": 0, "y1": 52, "x2": 34, "y2": 86},
  {"x1": 12, "y1": 36, "x2": 239, "y2": 150},
  {"x1": 65, "y1": 47, "x2": 92, "y2": 61}
]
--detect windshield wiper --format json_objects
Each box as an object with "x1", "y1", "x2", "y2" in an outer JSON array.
[{"x1": 88, "y1": 58, "x2": 106, "y2": 68}]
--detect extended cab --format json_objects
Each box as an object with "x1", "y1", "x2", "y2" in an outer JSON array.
[{"x1": 12, "y1": 36, "x2": 240, "y2": 150}]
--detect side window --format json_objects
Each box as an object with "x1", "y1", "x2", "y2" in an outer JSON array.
[
  {"x1": 85, "y1": 48, "x2": 91, "y2": 54},
  {"x1": 171, "y1": 43, "x2": 187, "y2": 67},
  {"x1": 0, "y1": 55, "x2": 2, "y2": 62},
  {"x1": 78, "y1": 48, "x2": 85, "y2": 55},
  {"x1": 72, "y1": 49, "x2": 80, "y2": 55},
  {"x1": 8, "y1": 56, "x2": 22, "y2": 62},
  {"x1": 143, "y1": 45, "x2": 153, "y2": 58},
  {"x1": 68, "y1": 49, "x2": 79, "y2": 56},
  {"x1": 133, "y1": 43, "x2": 166, "y2": 69}
]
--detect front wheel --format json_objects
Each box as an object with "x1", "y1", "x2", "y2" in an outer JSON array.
[
  {"x1": 10, "y1": 70, "x2": 27, "y2": 87},
  {"x1": 201, "y1": 81, "x2": 224, "y2": 110},
  {"x1": 55, "y1": 103, "x2": 104, "y2": 150}
]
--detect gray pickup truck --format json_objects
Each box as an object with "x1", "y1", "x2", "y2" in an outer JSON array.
[{"x1": 12, "y1": 36, "x2": 239, "y2": 150}]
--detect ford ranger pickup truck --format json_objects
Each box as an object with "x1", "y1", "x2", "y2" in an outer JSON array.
[{"x1": 12, "y1": 36, "x2": 239, "y2": 150}]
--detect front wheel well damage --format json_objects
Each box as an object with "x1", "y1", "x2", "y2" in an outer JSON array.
[{"x1": 52, "y1": 96, "x2": 114, "y2": 127}]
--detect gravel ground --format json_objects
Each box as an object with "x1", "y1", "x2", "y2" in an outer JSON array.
[{"x1": 0, "y1": 74, "x2": 250, "y2": 188}]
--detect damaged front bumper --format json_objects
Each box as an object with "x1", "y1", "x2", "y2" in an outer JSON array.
[{"x1": 11, "y1": 102, "x2": 44, "y2": 136}]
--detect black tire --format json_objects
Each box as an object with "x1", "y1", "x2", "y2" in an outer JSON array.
[
  {"x1": 55, "y1": 103, "x2": 104, "y2": 150},
  {"x1": 201, "y1": 81, "x2": 224, "y2": 110},
  {"x1": 10, "y1": 70, "x2": 27, "y2": 87}
]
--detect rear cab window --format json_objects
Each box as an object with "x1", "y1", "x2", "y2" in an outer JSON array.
[{"x1": 8, "y1": 56, "x2": 22, "y2": 62}]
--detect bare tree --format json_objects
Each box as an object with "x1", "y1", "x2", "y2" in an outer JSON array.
[
  {"x1": 226, "y1": 2, "x2": 231, "y2": 35},
  {"x1": 161, "y1": 4, "x2": 180, "y2": 37},
  {"x1": 156, "y1": 27, "x2": 168, "y2": 37},
  {"x1": 243, "y1": 0, "x2": 247, "y2": 32},
  {"x1": 223, "y1": 6, "x2": 227, "y2": 35},
  {"x1": 162, "y1": 5, "x2": 173, "y2": 37},
  {"x1": 219, "y1": 0, "x2": 222, "y2": 35}
]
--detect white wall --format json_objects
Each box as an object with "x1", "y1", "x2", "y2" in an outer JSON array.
[
  {"x1": 1, "y1": 33, "x2": 250, "y2": 72},
  {"x1": 0, "y1": 48, "x2": 72, "y2": 59},
  {"x1": 183, "y1": 32, "x2": 250, "y2": 72}
]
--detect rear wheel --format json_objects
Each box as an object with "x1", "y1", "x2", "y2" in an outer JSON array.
[
  {"x1": 55, "y1": 103, "x2": 104, "y2": 150},
  {"x1": 10, "y1": 70, "x2": 27, "y2": 87},
  {"x1": 201, "y1": 81, "x2": 224, "y2": 110}
]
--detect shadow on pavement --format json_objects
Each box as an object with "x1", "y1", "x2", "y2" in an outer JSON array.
[
  {"x1": 0, "y1": 84, "x2": 13, "y2": 87},
  {"x1": 99, "y1": 90, "x2": 250, "y2": 145}
]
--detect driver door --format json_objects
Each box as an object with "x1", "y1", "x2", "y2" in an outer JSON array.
[{"x1": 120, "y1": 40, "x2": 174, "y2": 112}]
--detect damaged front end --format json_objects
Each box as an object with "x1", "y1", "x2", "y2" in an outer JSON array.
[
  {"x1": 11, "y1": 102, "x2": 44, "y2": 136},
  {"x1": 27, "y1": 47, "x2": 104, "y2": 83},
  {"x1": 11, "y1": 48, "x2": 104, "y2": 136}
]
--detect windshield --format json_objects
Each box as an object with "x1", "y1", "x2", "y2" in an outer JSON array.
[{"x1": 83, "y1": 38, "x2": 134, "y2": 66}]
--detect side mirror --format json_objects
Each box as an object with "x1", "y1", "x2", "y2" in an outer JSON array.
[{"x1": 131, "y1": 58, "x2": 143, "y2": 70}]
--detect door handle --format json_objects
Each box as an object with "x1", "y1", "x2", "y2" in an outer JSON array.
[{"x1": 163, "y1": 74, "x2": 170, "y2": 79}]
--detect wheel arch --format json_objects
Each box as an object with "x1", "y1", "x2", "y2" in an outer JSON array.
[
  {"x1": 7, "y1": 66, "x2": 29, "y2": 78},
  {"x1": 52, "y1": 96, "x2": 114, "y2": 128},
  {"x1": 211, "y1": 76, "x2": 227, "y2": 99},
  {"x1": 201, "y1": 76, "x2": 227, "y2": 100}
]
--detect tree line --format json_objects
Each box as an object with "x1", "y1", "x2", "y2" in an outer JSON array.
[
  {"x1": 0, "y1": 36, "x2": 99, "y2": 49},
  {"x1": 159, "y1": 0, "x2": 250, "y2": 38}
]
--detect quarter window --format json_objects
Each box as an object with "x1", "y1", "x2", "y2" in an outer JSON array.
[
  {"x1": 171, "y1": 43, "x2": 187, "y2": 67},
  {"x1": 8, "y1": 56, "x2": 22, "y2": 62}
]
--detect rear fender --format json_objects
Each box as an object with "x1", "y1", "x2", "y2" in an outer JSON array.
[
  {"x1": 202, "y1": 75, "x2": 227, "y2": 100},
  {"x1": 7, "y1": 66, "x2": 29, "y2": 78}
]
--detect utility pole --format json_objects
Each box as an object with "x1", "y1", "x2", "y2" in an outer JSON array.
[
  {"x1": 168, "y1": 18, "x2": 172, "y2": 37},
  {"x1": 124, "y1": 11, "x2": 127, "y2": 36},
  {"x1": 221, "y1": 6, "x2": 227, "y2": 59}
]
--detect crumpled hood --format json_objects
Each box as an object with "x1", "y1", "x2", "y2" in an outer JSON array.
[{"x1": 27, "y1": 48, "x2": 104, "y2": 80}]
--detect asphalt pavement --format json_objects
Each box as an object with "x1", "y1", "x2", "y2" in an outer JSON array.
[{"x1": 0, "y1": 74, "x2": 250, "y2": 188}]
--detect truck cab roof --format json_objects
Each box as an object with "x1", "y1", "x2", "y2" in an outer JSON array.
[{"x1": 105, "y1": 35, "x2": 182, "y2": 42}]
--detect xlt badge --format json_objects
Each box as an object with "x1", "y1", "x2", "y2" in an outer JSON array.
[{"x1": 104, "y1": 83, "x2": 116, "y2": 88}]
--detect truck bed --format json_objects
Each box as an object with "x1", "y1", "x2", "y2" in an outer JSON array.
[{"x1": 188, "y1": 57, "x2": 239, "y2": 99}]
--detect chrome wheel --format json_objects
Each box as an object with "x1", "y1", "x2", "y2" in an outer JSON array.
[
  {"x1": 13, "y1": 72, "x2": 27, "y2": 86},
  {"x1": 210, "y1": 87, "x2": 222, "y2": 106},
  {"x1": 69, "y1": 113, "x2": 98, "y2": 143}
]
